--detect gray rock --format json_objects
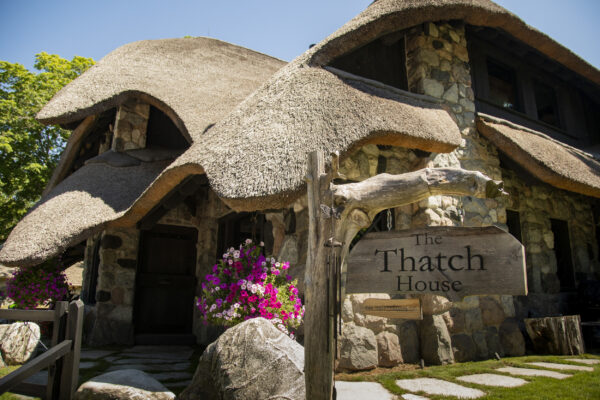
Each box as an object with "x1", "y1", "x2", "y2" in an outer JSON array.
[
  {"x1": 422, "y1": 79, "x2": 444, "y2": 98},
  {"x1": 419, "y1": 315, "x2": 454, "y2": 365},
  {"x1": 179, "y1": 318, "x2": 304, "y2": 400},
  {"x1": 485, "y1": 327, "x2": 504, "y2": 358},
  {"x1": 451, "y1": 334, "x2": 477, "y2": 362},
  {"x1": 342, "y1": 298, "x2": 354, "y2": 322},
  {"x1": 0, "y1": 322, "x2": 40, "y2": 365},
  {"x1": 354, "y1": 313, "x2": 387, "y2": 334},
  {"x1": 472, "y1": 330, "x2": 489, "y2": 360},
  {"x1": 499, "y1": 319, "x2": 525, "y2": 356},
  {"x1": 398, "y1": 321, "x2": 420, "y2": 364},
  {"x1": 376, "y1": 331, "x2": 403, "y2": 367},
  {"x1": 480, "y1": 297, "x2": 506, "y2": 326},
  {"x1": 338, "y1": 323, "x2": 378, "y2": 371},
  {"x1": 74, "y1": 369, "x2": 175, "y2": 400}
]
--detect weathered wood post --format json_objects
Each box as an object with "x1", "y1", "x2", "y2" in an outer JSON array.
[
  {"x1": 304, "y1": 151, "x2": 336, "y2": 400},
  {"x1": 60, "y1": 299, "x2": 84, "y2": 400}
]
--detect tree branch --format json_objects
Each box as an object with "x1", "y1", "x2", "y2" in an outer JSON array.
[{"x1": 332, "y1": 167, "x2": 506, "y2": 221}]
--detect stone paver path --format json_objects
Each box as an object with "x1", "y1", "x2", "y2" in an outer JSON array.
[
  {"x1": 401, "y1": 394, "x2": 430, "y2": 400},
  {"x1": 396, "y1": 378, "x2": 486, "y2": 399},
  {"x1": 526, "y1": 362, "x2": 594, "y2": 372},
  {"x1": 497, "y1": 366, "x2": 571, "y2": 379},
  {"x1": 566, "y1": 358, "x2": 600, "y2": 365},
  {"x1": 457, "y1": 373, "x2": 527, "y2": 387},
  {"x1": 79, "y1": 345, "x2": 195, "y2": 391},
  {"x1": 335, "y1": 381, "x2": 395, "y2": 400}
]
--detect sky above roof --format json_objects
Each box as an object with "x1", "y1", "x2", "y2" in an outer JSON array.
[{"x1": 1, "y1": 0, "x2": 599, "y2": 71}]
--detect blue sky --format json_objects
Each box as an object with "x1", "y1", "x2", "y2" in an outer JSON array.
[{"x1": 1, "y1": 0, "x2": 598, "y2": 70}]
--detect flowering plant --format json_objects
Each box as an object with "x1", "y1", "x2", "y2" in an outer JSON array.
[
  {"x1": 5, "y1": 265, "x2": 70, "y2": 309},
  {"x1": 198, "y1": 239, "x2": 304, "y2": 338}
]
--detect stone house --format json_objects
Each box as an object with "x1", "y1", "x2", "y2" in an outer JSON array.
[{"x1": 1, "y1": 0, "x2": 599, "y2": 365}]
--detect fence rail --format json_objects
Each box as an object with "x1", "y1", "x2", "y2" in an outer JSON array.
[{"x1": 0, "y1": 300, "x2": 84, "y2": 400}]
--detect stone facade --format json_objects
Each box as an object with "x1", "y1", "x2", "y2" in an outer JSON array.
[{"x1": 112, "y1": 98, "x2": 149, "y2": 151}]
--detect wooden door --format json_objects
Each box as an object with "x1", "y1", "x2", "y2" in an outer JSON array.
[{"x1": 134, "y1": 225, "x2": 197, "y2": 341}]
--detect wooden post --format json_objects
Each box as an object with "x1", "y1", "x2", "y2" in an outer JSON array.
[
  {"x1": 59, "y1": 300, "x2": 84, "y2": 400},
  {"x1": 47, "y1": 301, "x2": 68, "y2": 400},
  {"x1": 305, "y1": 151, "x2": 336, "y2": 400}
]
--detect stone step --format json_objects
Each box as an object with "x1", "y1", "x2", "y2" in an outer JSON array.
[
  {"x1": 395, "y1": 378, "x2": 485, "y2": 399},
  {"x1": 457, "y1": 373, "x2": 527, "y2": 387},
  {"x1": 526, "y1": 362, "x2": 594, "y2": 372},
  {"x1": 335, "y1": 381, "x2": 396, "y2": 400},
  {"x1": 496, "y1": 366, "x2": 571, "y2": 379},
  {"x1": 565, "y1": 358, "x2": 600, "y2": 365}
]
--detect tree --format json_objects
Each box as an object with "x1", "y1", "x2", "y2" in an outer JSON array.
[{"x1": 0, "y1": 53, "x2": 94, "y2": 241}]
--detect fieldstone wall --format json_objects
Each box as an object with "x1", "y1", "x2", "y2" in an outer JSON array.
[
  {"x1": 112, "y1": 98, "x2": 149, "y2": 151},
  {"x1": 88, "y1": 228, "x2": 139, "y2": 346},
  {"x1": 503, "y1": 168, "x2": 600, "y2": 318}
]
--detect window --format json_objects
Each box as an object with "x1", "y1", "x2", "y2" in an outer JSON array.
[
  {"x1": 487, "y1": 59, "x2": 521, "y2": 112},
  {"x1": 330, "y1": 32, "x2": 408, "y2": 90},
  {"x1": 533, "y1": 81, "x2": 561, "y2": 128},
  {"x1": 217, "y1": 212, "x2": 273, "y2": 257},
  {"x1": 550, "y1": 218, "x2": 576, "y2": 291},
  {"x1": 467, "y1": 26, "x2": 600, "y2": 144},
  {"x1": 506, "y1": 210, "x2": 522, "y2": 242},
  {"x1": 146, "y1": 106, "x2": 190, "y2": 150}
]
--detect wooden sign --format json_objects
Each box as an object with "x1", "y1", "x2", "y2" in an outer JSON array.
[
  {"x1": 363, "y1": 298, "x2": 422, "y2": 320},
  {"x1": 346, "y1": 226, "x2": 526, "y2": 301}
]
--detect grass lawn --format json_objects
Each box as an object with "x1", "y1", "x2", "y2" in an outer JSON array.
[{"x1": 336, "y1": 354, "x2": 600, "y2": 399}]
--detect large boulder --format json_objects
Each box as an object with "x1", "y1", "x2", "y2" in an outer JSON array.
[
  {"x1": 398, "y1": 321, "x2": 420, "y2": 364},
  {"x1": 337, "y1": 323, "x2": 378, "y2": 371},
  {"x1": 419, "y1": 315, "x2": 454, "y2": 365},
  {"x1": 179, "y1": 318, "x2": 304, "y2": 400},
  {"x1": 0, "y1": 322, "x2": 40, "y2": 365},
  {"x1": 74, "y1": 369, "x2": 174, "y2": 400},
  {"x1": 376, "y1": 331, "x2": 403, "y2": 367}
]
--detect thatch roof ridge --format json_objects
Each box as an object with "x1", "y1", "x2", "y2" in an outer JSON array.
[
  {"x1": 477, "y1": 115, "x2": 600, "y2": 199},
  {"x1": 36, "y1": 37, "x2": 287, "y2": 142},
  {"x1": 304, "y1": 0, "x2": 600, "y2": 86}
]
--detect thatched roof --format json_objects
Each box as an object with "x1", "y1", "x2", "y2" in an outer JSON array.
[
  {"x1": 4, "y1": 0, "x2": 600, "y2": 266},
  {"x1": 36, "y1": 37, "x2": 286, "y2": 142},
  {"x1": 477, "y1": 115, "x2": 600, "y2": 198},
  {"x1": 127, "y1": 67, "x2": 461, "y2": 212},
  {"x1": 0, "y1": 151, "x2": 172, "y2": 266},
  {"x1": 305, "y1": 0, "x2": 600, "y2": 86}
]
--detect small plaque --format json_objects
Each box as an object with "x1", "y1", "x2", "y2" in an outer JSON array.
[{"x1": 362, "y1": 298, "x2": 422, "y2": 320}]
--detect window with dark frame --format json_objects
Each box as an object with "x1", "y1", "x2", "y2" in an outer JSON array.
[
  {"x1": 330, "y1": 32, "x2": 408, "y2": 91},
  {"x1": 533, "y1": 81, "x2": 561, "y2": 128},
  {"x1": 487, "y1": 58, "x2": 521, "y2": 112},
  {"x1": 550, "y1": 218, "x2": 576, "y2": 292},
  {"x1": 216, "y1": 212, "x2": 274, "y2": 258}
]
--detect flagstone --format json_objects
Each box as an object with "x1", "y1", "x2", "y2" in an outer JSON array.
[
  {"x1": 335, "y1": 381, "x2": 395, "y2": 400},
  {"x1": 402, "y1": 394, "x2": 430, "y2": 400},
  {"x1": 114, "y1": 357, "x2": 182, "y2": 365},
  {"x1": 497, "y1": 366, "x2": 571, "y2": 379},
  {"x1": 526, "y1": 362, "x2": 593, "y2": 372},
  {"x1": 457, "y1": 373, "x2": 527, "y2": 387},
  {"x1": 395, "y1": 378, "x2": 485, "y2": 399},
  {"x1": 565, "y1": 358, "x2": 600, "y2": 365},
  {"x1": 79, "y1": 361, "x2": 98, "y2": 369},
  {"x1": 80, "y1": 350, "x2": 115, "y2": 360},
  {"x1": 107, "y1": 362, "x2": 191, "y2": 372}
]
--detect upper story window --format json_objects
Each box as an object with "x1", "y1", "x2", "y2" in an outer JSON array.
[
  {"x1": 467, "y1": 26, "x2": 600, "y2": 146},
  {"x1": 329, "y1": 31, "x2": 408, "y2": 91},
  {"x1": 533, "y1": 80, "x2": 561, "y2": 128},
  {"x1": 487, "y1": 58, "x2": 521, "y2": 112}
]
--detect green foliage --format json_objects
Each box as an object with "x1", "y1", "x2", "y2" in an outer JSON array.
[{"x1": 0, "y1": 53, "x2": 94, "y2": 241}]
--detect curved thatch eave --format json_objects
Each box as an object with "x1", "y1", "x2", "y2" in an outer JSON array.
[
  {"x1": 122, "y1": 67, "x2": 461, "y2": 213},
  {"x1": 0, "y1": 151, "x2": 172, "y2": 267},
  {"x1": 303, "y1": 0, "x2": 600, "y2": 86},
  {"x1": 36, "y1": 37, "x2": 287, "y2": 143},
  {"x1": 477, "y1": 115, "x2": 600, "y2": 199}
]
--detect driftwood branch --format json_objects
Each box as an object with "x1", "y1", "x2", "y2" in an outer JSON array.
[{"x1": 332, "y1": 167, "x2": 506, "y2": 222}]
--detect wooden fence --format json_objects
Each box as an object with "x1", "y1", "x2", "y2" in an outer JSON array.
[{"x1": 0, "y1": 300, "x2": 84, "y2": 400}]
